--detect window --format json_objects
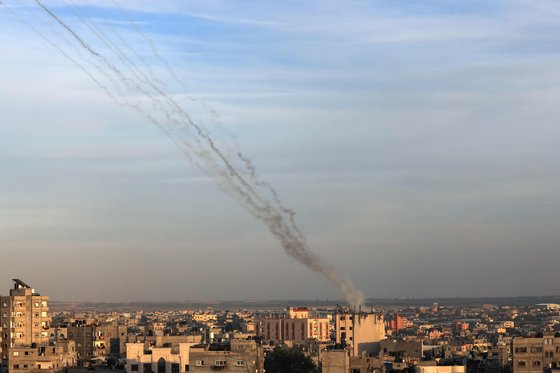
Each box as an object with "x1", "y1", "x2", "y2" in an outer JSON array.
[
  {"x1": 533, "y1": 360, "x2": 542, "y2": 367},
  {"x1": 131, "y1": 364, "x2": 139, "y2": 371},
  {"x1": 518, "y1": 361, "x2": 526, "y2": 367},
  {"x1": 195, "y1": 361, "x2": 204, "y2": 367},
  {"x1": 235, "y1": 360, "x2": 245, "y2": 367},
  {"x1": 531, "y1": 347, "x2": 543, "y2": 353},
  {"x1": 171, "y1": 363, "x2": 179, "y2": 373},
  {"x1": 185, "y1": 365, "x2": 189, "y2": 372},
  {"x1": 13, "y1": 365, "x2": 20, "y2": 370},
  {"x1": 515, "y1": 347, "x2": 527, "y2": 353},
  {"x1": 214, "y1": 360, "x2": 227, "y2": 367},
  {"x1": 143, "y1": 363, "x2": 153, "y2": 373},
  {"x1": 13, "y1": 352, "x2": 19, "y2": 356}
]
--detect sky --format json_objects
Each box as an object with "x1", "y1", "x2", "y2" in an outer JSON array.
[{"x1": 1, "y1": 0, "x2": 560, "y2": 302}]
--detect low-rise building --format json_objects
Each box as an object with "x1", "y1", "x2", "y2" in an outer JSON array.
[
  {"x1": 126, "y1": 340, "x2": 263, "y2": 373},
  {"x1": 512, "y1": 336, "x2": 560, "y2": 373}
]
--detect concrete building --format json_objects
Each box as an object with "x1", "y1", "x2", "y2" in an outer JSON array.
[
  {"x1": 7, "y1": 340, "x2": 77, "y2": 373},
  {"x1": 66, "y1": 326, "x2": 94, "y2": 364},
  {"x1": 126, "y1": 342, "x2": 191, "y2": 373},
  {"x1": 321, "y1": 349, "x2": 385, "y2": 373},
  {"x1": 417, "y1": 366, "x2": 466, "y2": 373},
  {"x1": 129, "y1": 335, "x2": 202, "y2": 350},
  {"x1": 0, "y1": 280, "x2": 77, "y2": 373},
  {"x1": 0, "y1": 280, "x2": 50, "y2": 351},
  {"x1": 257, "y1": 307, "x2": 330, "y2": 344},
  {"x1": 335, "y1": 309, "x2": 386, "y2": 357},
  {"x1": 189, "y1": 340, "x2": 263, "y2": 372},
  {"x1": 126, "y1": 339, "x2": 263, "y2": 373},
  {"x1": 380, "y1": 339, "x2": 424, "y2": 361},
  {"x1": 94, "y1": 323, "x2": 128, "y2": 358},
  {"x1": 512, "y1": 336, "x2": 560, "y2": 373}
]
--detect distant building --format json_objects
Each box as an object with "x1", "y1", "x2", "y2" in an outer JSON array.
[
  {"x1": 256, "y1": 307, "x2": 330, "y2": 344},
  {"x1": 321, "y1": 348, "x2": 385, "y2": 373},
  {"x1": 417, "y1": 366, "x2": 466, "y2": 373},
  {"x1": 66, "y1": 325, "x2": 94, "y2": 363},
  {"x1": 390, "y1": 314, "x2": 406, "y2": 333},
  {"x1": 94, "y1": 323, "x2": 128, "y2": 358},
  {"x1": 380, "y1": 339, "x2": 423, "y2": 361},
  {"x1": 130, "y1": 335, "x2": 202, "y2": 350}
]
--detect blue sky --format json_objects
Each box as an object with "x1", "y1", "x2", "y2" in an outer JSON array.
[{"x1": 1, "y1": 0, "x2": 560, "y2": 301}]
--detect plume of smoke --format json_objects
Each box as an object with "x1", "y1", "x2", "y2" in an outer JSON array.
[{"x1": 5, "y1": 0, "x2": 365, "y2": 306}]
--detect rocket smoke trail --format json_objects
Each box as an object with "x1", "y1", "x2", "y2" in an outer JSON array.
[{"x1": 5, "y1": 0, "x2": 365, "y2": 306}]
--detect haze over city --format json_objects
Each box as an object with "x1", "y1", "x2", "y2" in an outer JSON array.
[{"x1": 1, "y1": 0, "x2": 560, "y2": 302}]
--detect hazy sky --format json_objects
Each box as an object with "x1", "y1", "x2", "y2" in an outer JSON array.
[{"x1": 1, "y1": 0, "x2": 560, "y2": 302}]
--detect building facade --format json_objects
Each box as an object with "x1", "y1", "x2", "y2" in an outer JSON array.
[
  {"x1": 0, "y1": 280, "x2": 50, "y2": 352},
  {"x1": 335, "y1": 310, "x2": 386, "y2": 357},
  {"x1": 0, "y1": 280, "x2": 77, "y2": 373},
  {"x1": 256, "y1": 307, "x2": 330, "y2": 344},
  {"x1": 512, "y1": 336, "x2": 560, "y2": 373},
  {"x1": 126, "y1": 339, "x2": 263, "y2": 373}
]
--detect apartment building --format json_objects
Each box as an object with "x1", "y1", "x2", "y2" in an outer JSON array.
[
  {"x1": 0, "y1": 279, "x2": 77, "y2": 373},
  {"x1": 256, "y1": 307, "x2": 330, "y2": 344},
  {"x1": 0, "y1": 279, "x2": 50, "y2": 352},
  {"x1": 512, "y1": 336, "x2": 560, "y2": 373}
]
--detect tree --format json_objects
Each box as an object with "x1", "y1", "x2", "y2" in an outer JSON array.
[{"x1": 264, "y1": 347, "x2": 318, "y2": 373}]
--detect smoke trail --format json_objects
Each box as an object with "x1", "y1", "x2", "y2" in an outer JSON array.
[{"x1": 10, "y1": 0, "x2": 365, "y2": 306}]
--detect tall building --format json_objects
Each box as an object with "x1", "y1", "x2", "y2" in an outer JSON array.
[
  {"x1": 0, "y1": 279, "x2": 50, "y2": 352},
  {"x1": 335, "y1": 308, "x2": 386, "y2": 357},
  {"x1": 0, "y1": 279, "x2": 77, "y2": 373}
]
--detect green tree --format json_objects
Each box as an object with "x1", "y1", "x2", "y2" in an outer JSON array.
[{"x1": 264, "y1": 347, "x2": 318, "y2": 373}]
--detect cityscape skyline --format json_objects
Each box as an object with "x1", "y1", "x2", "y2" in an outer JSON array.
[
  {"x1": 2, "y1": 0, "x2": 560, "y2": 302},
  {"x1": 1, "y1": 278, "x2": 559, "y2": 373}
]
